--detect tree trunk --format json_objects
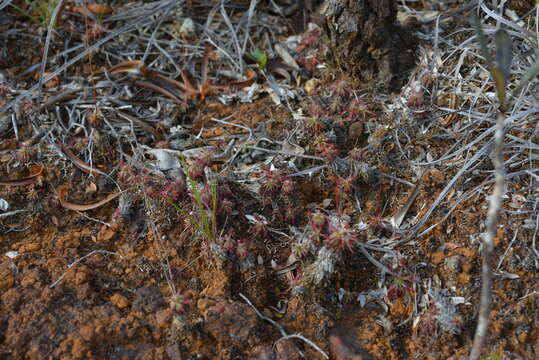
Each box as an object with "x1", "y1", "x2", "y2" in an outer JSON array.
[{"x1": 320, "y1": 0, "x2": 416, "y2": 88}]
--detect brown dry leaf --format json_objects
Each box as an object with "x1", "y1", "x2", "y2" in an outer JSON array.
[
  {"x1": 0, "y1": 165, "x2": 44, "y2": 186},
  {"x1": 152, "y1": 72, "x2": 190, "y2": 94},
  {"x1": 72, "y1": 4, "x2": 113, "y2": 19},
  {"x1": 430, "y1": 251, "x2": 445, "y2": 265},
  {"x1": 108, "y1": 60, "x2": 147, "y2": 76},
  {"x1": 87, "y1": 111, "x2": 103, "y2": 129},
  {"x1": 71, "y1": 6, "x2": 95, "y2": 20},
  {"x1": 270, "y1": 67, "x2": 291, "y2": 83},
  {"x1": 84, "y1": 4, "x2": 114, "y2": 16},
  {"x1": 133, "y1": 80, "x2": 182, "y2": 103},
  {"x1": 391, "y1": 172, "x2": 424, "y2": 229},
  {"x1": 85, "y1": 183, "x2": 97, "y2": 193},
  {"x1": 390, "y1": 298, "x2": 412, "y2": 317},
  {"x1": 58, "y1": 143, "x2": 106, "y2": 177},
  {"x1": 35, "y1": 72, "x2": 59, "y2": 88},
  {"x1": 221, "y1": 69, "x2": 257, "y2": 90},
  {"x1": 117, "y1": 112, "x2": 165, "y2": 141},
  {"x1": 58, "y1": 186, "x2": 122, "y2": 212},
  {"x1": 440, "y1": 93, "x2": 458, "y2": 125},
  {"x1": 40, "y1": 88, "x2": 85, "y2": 110}
]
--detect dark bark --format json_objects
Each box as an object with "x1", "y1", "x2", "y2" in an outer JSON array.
[{"x1": 321, "y1": 0, "x2": 417, "y2": 89}]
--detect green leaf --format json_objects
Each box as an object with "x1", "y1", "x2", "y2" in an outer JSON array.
[
  {"x1": 249, "y1": 48, "x2": 267, "y2": 69},
  {"x1": 259, "y1": 54, "x2": 267, "y2": 69}
]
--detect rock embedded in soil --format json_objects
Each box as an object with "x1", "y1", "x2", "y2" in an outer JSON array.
[
  {"x1": 132, "y1": 286, "x2": 165, "y2": 313},
  {"x1": 202, "y1": 299, "x2": 260, "y2": 348}
]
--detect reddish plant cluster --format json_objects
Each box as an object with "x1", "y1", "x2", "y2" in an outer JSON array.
[
  {"x1": 186, "y1": 155, "x2": 212, "y2": 180},
  {"x1": 344, "y1": 98, "x2": 376, "y2": 122},
  {"x1": 248, "y1": 214, "x2": 269, "y2": 239},
  {"x1": 406, "y1": 86, "x2": 425, "y2": 108},
  {"x1": 297, "y1": 24, "x2": 321, "y2": 52},
  {"x1": 282, "y1": 268, "x2": 304, "y2": 294},
  {"x1": 199, "y1": 228, "x2": 254, "y2": 271},
  {"x1": 313, "y1": 136, "x2": 339, "y2": 160},
  {"x1": 305, "y1": 210, "x2": 359, "y2": 254},
  {"x1": 258, "y1": 167, "x2": 290, "y2": 206},
  {"x1": 117, "y1": 162, "x2": 185, "y2": 202},
  {"x1": 348, "y1": 147, "x2": 365, "y2": 161},
  {"x1": 168, "y1": 290, "x2": 194, "y2": 314},
  {"x1": 213, "y1": 182, "x2": 236, "y2": 217},
  {"x1": 197, "y1": 183, "x2": 215, "y2": 207},
  {"x1": 329, "y1": 174, "x2": 356, "y2": 214},
  {"x1": 329, "y1": 78, "x2": 353, "y2": 98},
  {"x1": 416, "y1": 289, "x2": 462, "y2": 336},
  {"x1": 298, "y1": 50, "x2": 322, "y2": 74},
  {"x1": 308, "y1": 210, "x2": 326, "y2": 244},
  {"x1": 294, "y1": 24, "x2": 323, "y2": 74},
  {"x1": 255, "y1": 167, "x2": 298, "y2": 224},
  {"x1": 307, "y1": 101, "x2": 325, "y2": 120},
  {"x1": 143, "y1": 178, "x2": 185, "y2": 202},
  {"x1": 385, "y1": 257, "x2": 416, "y2": 300},
  {"x1": 325, "y1": 221, "x2": 358, "y2": 252}
]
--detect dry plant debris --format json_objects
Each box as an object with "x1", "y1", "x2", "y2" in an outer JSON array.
[{"x1": 0, "y1": 1, "x2": 538, "y2": 359}]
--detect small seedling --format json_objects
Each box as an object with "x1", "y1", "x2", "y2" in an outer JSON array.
[
  {"x1": 247, "y1": 48, "x2": 267, "y2": 69},
  {"x1": 169, "y1": 290, "x2": 194, "y2": 314}
]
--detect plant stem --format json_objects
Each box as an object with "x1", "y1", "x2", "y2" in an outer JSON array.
[{"x1": 469, "y1": 112, "x2": 505, "y2": 360}]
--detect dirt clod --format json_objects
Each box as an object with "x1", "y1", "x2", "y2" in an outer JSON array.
[
  {"x1": 110, "y1": 293, "x2": 130, "y2": 309},
  {"x1": 133, "y1": 286, "x2": 165, "y2": 314},
  {"x1": 203, "y1": 299, "x2": 261, "y2": 347}
]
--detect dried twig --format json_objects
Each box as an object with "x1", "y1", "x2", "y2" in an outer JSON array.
[
  {"x1": 239, "y1": 293, "x2": 329, "y2": 359},
  {"x1": 1, "y1": 0, "x2": 180, "y2": 113},
  {"x1": 50, "y1": 250, "x2": 122, "y2": 288}
]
